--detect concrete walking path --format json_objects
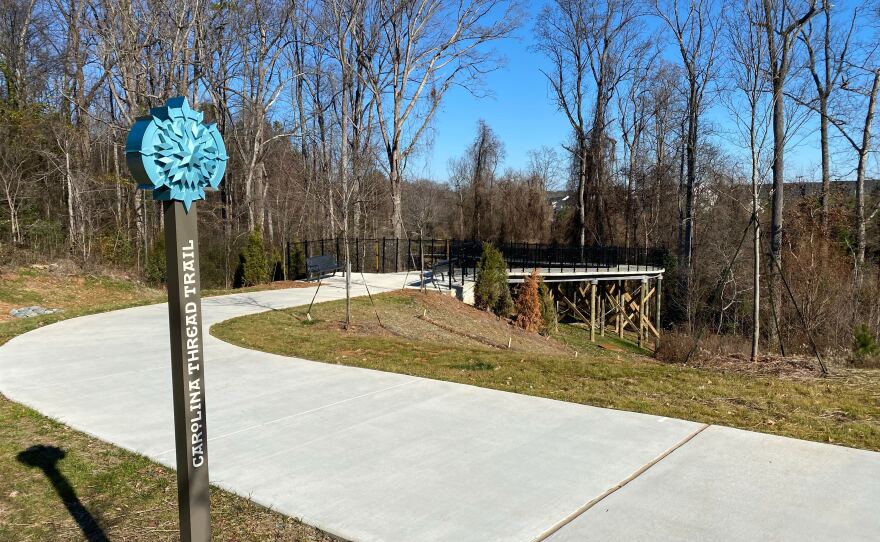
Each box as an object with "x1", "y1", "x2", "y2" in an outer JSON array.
[{"x1": 1, "y1": 273, "x2": 878, "y2": 541}]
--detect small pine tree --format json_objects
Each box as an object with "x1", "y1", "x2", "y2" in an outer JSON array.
[
  {"x1": 515, "y1": 269, "x2": 542, "y2": 332},
  {"x1": 474, "y1": 243, "x2": 513, "y2": 317},
  {"x1": 145, "y1": 235, "x2": 166, "y2": 284},
  {"x1": 537, "y1": 275, "x2": 557, "y2": 334},
  {"x1": 853, "y1": 325, "x2": 879, "y2": 362},
  {"x1": 238, "y1": 229, "x2": 268, "y2": 287}
]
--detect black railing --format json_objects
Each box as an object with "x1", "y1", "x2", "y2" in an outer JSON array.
[{"x1": 286, "y1": 238, "x2": 666, "y2": 280}]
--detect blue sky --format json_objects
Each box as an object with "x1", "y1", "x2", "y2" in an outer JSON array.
[
  {"x1": 409, "y1": 1, "x2": 877, "y2": 185},
  {"x1": 411, "y1": 4, "x2": 570, "y2": 181}
]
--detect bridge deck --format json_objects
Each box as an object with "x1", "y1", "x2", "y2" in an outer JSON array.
[
  {"x1": 505, "y1": 265, "x2": 664, "y2": 283},
  {"x1": 434, "y1": 265, "x2": 664, "y2": 284}
]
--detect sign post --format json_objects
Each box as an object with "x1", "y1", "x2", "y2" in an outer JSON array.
[{"x1": 125, "y1": 96, "x2": 227, "y2": 542}]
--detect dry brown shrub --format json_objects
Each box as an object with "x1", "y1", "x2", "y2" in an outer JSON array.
[
  {"x1": 655, "y1": 332, "x2": 694, "y2": 364},
  {"x1": 655, "y1": 331, "x2": 824, "y2": 378},
  {"x1": 514, "y1": 269, "x2": 542, "y2": 333}
]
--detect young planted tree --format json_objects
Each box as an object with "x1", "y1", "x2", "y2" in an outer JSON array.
[
  {"x1": 514, "y1": 268, "x2": 542, "y2": 332},
  {"x1": 474, "y1": 243, "x2": 513, "y2": 317},
  {"x1": 726, "y1": 0, "x2": 772, "y2": 361},
  {"x1": 537, "y1": 276, "x2": 558, "y2": 334}
]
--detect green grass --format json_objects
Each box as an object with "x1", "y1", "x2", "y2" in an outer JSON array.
[
  {"x1": 212, "y1": 290, "x2": 880, "y2": 452},
  {"x1": 0, "y1": 397, "x2": 331, "y2": 541},
  {"x1": 0, "y1": 267, "x2": 330, "y2": 541}
]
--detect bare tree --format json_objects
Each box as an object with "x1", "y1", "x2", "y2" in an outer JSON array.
[
  {"x1": 536, "y1": 0, "x2": 649, "y2": 246},
  {"x1": 447, "y1": 155, "x2": 468, "y2": 238},
  {"x1": 758, "y1": 0, "x2": 820, "y2": 328},
  {"x1": 467, "y1": 120, "x2": 503, "y2": 240},
  {"x1": 800, "y1": 3, "x2": 855, "y2": 229},
  {"x1": 825, "y1": 65, "x2": 880, "y2": 273},
  {"x1": 652, "y1": 0, "x2": 721, "y2": 327},
  {"x1": 233, "y1": 0, "x2": 292, "y2": 232},
  {"x1": 358, "y1": 0, "x2": 515, "y2": 238},
  {"x1": 643, "y1": 62, "x2": 682, "y2": 248},
  {"x1": 726, "y1": 0, "x2": 772, "y2": 361},
  {"x1": 0, "y1": 119, "x2": 43, "y2": 244},
  {"x1": 525, "y1": 146, "x2": 562, "y2": 191},
  {"x1": 617, "y1": 44, "x2": 656, "y2": 249}
]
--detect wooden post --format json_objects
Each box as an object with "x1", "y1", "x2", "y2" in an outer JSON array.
[
  {"x1": 590, "y1": 280, "x2": 597, "y2": 342},
  {"x1": 618, "y1": 280, "x2": 624, "y2": 338},
  {"x1": 419, "y1": 237, "x2": 425, "y2": 292},
  {"x1": 599, "y1": 282, "x2": 605, "y2": 337},
  {"x1": 655, "y1": 276, "x2": 662, "y2": 346},
  {"x1": 638, "y1": 278, "x2": 647, "y2": 348}
]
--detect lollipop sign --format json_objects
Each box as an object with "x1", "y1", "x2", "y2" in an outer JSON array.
[{"x1": 126, "y1": 97, "x2": 221, "y2": 542}]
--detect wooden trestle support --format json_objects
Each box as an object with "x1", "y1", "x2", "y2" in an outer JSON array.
[{"x1": 554, "y1": 277, "x2": 663, "y2": 348}]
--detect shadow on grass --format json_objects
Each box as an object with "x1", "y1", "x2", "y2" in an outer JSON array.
[{"x1": 17, "y1": 445, "x2": 110, "y2": 542}]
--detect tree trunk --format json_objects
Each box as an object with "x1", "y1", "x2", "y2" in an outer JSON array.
[
  {"x1": 676, "y1": 115, "x2": 688, "y2": 326},
  {"x1": 389, "y1": 149, "x2": 403, "y2": 238},
  {"x1": 64, "y1": 147, "x2": 77, "y2": 252},
  {"x1": 855, "y1": 68, "x2": 880, "y2": 273},
  {"x1": 751, "y1": 134, "x2": 761, "y2": 362},
  {"x1": 769, "y1": 71, "x2": 785, "y2": 335},
  {"x1": 4, "y1": 191, "x2": 20, "y2": 243},
  {"x1": 819, "y1": 98, "x2": 830, "y2": 230},
  {"x1": 577, "y1": 138, "x2": 587, "y2": 248},
  {"x1": 680, "y1": 92, "x2": 698, "y2": 323}
]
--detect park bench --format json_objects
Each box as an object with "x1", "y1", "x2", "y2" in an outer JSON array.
[{"x1": 306, "y1": 254, "x2": 341, "y2": 280}]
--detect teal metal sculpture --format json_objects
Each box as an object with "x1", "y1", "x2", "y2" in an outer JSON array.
[{"x1": 125, "y1": 96, "x2": 227, "y2": 211}]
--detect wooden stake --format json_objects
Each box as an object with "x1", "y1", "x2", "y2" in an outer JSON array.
[
  {"x1": 638, "y1": 278, "x2": 647, "y2": 348},
  {"x1": 655, "y1": 277, "x2": 662, "y2": 347},
  {"x1": 590, "y1": 280, "x2": 597, "y2": 342}
]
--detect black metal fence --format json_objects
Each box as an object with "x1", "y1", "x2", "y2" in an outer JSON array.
[{"x1": 286, "y1": 238, "x2": 666, "y2": 279}]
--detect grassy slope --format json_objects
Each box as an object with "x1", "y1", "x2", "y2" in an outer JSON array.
[
  {"x1": 0, "y1": 267, "x2": 166, "y2": 345},
  {"x1": 213, "y1": 290, "x2": 880, "y2": 452},
  {"x1": 0, "y1": 267, "x2": 329, "y2": 541}
]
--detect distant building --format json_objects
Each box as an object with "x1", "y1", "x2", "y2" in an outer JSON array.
[
  {"x1": 548, "y1": 191, "x2": 573, "y2": 212},
  {"x1": 750, "y1": 179, "x2": 878, "y2": 198}
]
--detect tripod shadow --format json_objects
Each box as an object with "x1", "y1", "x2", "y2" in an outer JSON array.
[{"x1": 17, "y1": 445, "x2": 110, "y2": 542}]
